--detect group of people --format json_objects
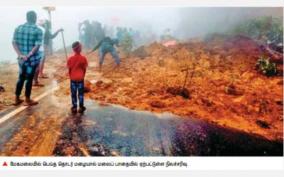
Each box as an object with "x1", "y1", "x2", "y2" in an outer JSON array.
[
  {"x1": 79, "y1": 19, "x2": 143, "y2": 55},
  {"x1": 79, "y1": 20, "x2": 105, "y2": 49},
  {"x1": 12, "y1": 11, "x2": 124, "y2": 114},
  {"x1": 78, "y1": 20, "x2": 144, "y2": 73},
  {"x1": 12, "y1": 10, "x2": 157, "y2": 114},
  {"x1": 116, "y1": 27, "x2": 141, "y2": 49}
]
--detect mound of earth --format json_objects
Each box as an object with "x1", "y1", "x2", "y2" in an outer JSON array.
[{"x1": 55, "y1": 35, "x2": 283, "y2": 141}]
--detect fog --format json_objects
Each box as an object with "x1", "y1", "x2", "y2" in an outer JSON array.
[
  {"x1": 0, "y1": 7, "x2": 282, "y2": 62},
  {"x1": 176, "y1": 7, "x2": 283, "y2": 39}
]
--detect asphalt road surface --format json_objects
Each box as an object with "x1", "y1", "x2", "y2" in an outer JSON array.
[{"x1": 0, "y1": 87, "x2": 282, "y2": 156}]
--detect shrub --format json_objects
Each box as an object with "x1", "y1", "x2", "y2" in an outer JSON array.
[{"x1": 256, "y1": 56, "x2": 277, "y2": 76}]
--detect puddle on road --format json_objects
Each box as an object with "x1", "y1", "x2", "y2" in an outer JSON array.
[{"x1": 53, "y1": 100, "x2": 283, "y2": 156}]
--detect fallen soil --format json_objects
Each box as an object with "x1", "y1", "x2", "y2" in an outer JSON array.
[
  {"x1": 57, "y1": 35, "x2": 283, "y2": 142},
  {"x1": 1, "y1": 112, "x2": 64, "y2": 156},
  {"x1": 0, "y1": 55, "x2": 67, "y2": 156},
  {"x1": 0, "y1": 35, "x2": 283, "y2": 144}
]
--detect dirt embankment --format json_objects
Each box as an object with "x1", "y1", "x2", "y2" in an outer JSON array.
[{"x1": 70, "y1": 35, "x2": 282, "y2": 142}]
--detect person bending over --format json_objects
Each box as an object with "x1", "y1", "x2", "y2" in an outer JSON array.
[{"x1": 89, "y1": 36, "x2": 120, "y2": 71}]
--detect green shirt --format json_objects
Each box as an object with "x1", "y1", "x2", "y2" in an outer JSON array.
[{"x1": 92, "y1": 37, "x2": 119, "y2": 52}]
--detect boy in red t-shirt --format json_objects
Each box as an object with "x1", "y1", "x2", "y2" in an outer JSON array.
[{"x1": 67, "y1": 41, "x2": 88, "y2": 114}]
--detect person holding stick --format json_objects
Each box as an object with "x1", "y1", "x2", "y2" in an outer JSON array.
[{"x1": 33, "y1": 20, "x2": 63, "y2": 87}]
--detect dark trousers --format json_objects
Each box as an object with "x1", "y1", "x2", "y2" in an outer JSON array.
[
  {"x1": 99, "y1": 48, "x2": 120, "y2": 66},
  {"x1": 70, "y1": 80, "x2": 84, "y2": 108},
  {"x1": 15, "y1": 63, "x2": 38, "y2": 98}
]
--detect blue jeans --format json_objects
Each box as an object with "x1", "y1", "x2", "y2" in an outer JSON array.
[
  {"x1": 70, "y1": 80, "x2": 84, "y2": 108},
  {"x1": 15, "y1": 62, "x2": 38, "y2": 98},
  {"x1": 99, "y1": 48, "x2": 120, "y2": 66}
]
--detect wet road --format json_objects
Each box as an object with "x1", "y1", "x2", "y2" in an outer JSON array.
[
  {"x1": 0, "y1": 93, "x2": 283, "y2": 156},
  {"x1": 54, "y1": 101, "x2": 283, "y2": 156}
]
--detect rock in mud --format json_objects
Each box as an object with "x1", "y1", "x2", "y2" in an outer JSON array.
[
  {"x1": 89, "y1": 143, "x2": 111, "y2": 156},
  {"x1": 166, "y1": 86, "x2": 191, "y2": 99},
  {"x1": 157, "y1": 59, "x2": 165, "y2": 67},
  {"x1": 225, "y1": 84, "x2": 243, "y2": 96},
  {"x1": 95, "y1": 80, "x2": 103, "y2": 86},
  {"x1": 256, "y1": 120, "x2": 270, "y2": 129},
  {"x1": 95, "y1": 79, "x2": 113, "y2": 88},
  {"x1": 84, "y1": 80, "x2": 92, "y2": 93},
  {"x1": 0, "y1": 85, "x2": 5, "y2": 92},
  {"x1": 275, "y1": 99, "x2": 283, "y2": 106},
  {"x1": 150, "y1": 100, "x2": 166, "y2": 108},
  {"x1": 131, "y1": 45, "x2": 149, "y2": 59},
  {"x1": 201, "y1": 98, "x2": 214, "y2": 107}
]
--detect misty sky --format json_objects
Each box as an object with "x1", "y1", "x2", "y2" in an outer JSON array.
[{"x1": 0, "y1": 7, "x2": 282, "y2": 62}]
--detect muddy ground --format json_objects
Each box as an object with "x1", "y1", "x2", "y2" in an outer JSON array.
[
  {"x1": 0, "y1": 35, "x2": 283, "y2": 144},
  {"x1": 0, "y1": 55, "x2": 64, "y2": 111}
]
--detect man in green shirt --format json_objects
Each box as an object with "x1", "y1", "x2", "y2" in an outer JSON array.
[{"x1": 89, "y1": 36, "x2": 120, "y2": 71}]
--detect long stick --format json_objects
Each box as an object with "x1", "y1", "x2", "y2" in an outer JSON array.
[
  {"x1": 61, "y1": 31, "x2": 68, "y2": 61},
  {"x1": 182, "y1": 68, "x2": 189, "y2": 89},
  {"x1": 188, "y1": 62, "x2": 197, "y2": 87}
]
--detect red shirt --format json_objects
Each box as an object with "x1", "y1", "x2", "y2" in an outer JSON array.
[{"x1": 67, "y1": 53, "x2": 88, "y2": 81}]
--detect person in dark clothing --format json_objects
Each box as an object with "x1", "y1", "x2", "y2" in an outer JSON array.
[
  {"x1": 12, "y1": 11, "x2": 43, "y2": 106},
  {"x1": 80, "y1": 20, "x2": 93, "y2": 49},
  {"x1": 89, "y1": 36, "x2": 120, "y2": 71},
  {"x1": 92, "y1": 21, "x2": 105, "y2": 46}
]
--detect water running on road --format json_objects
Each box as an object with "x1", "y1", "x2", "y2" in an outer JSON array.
[
  {"x1": 53, "y1": 100, "x2": 283, "y2": 156},
  {"x1": 0, "y1": 90, "x2": 282, "y2": 156}
]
